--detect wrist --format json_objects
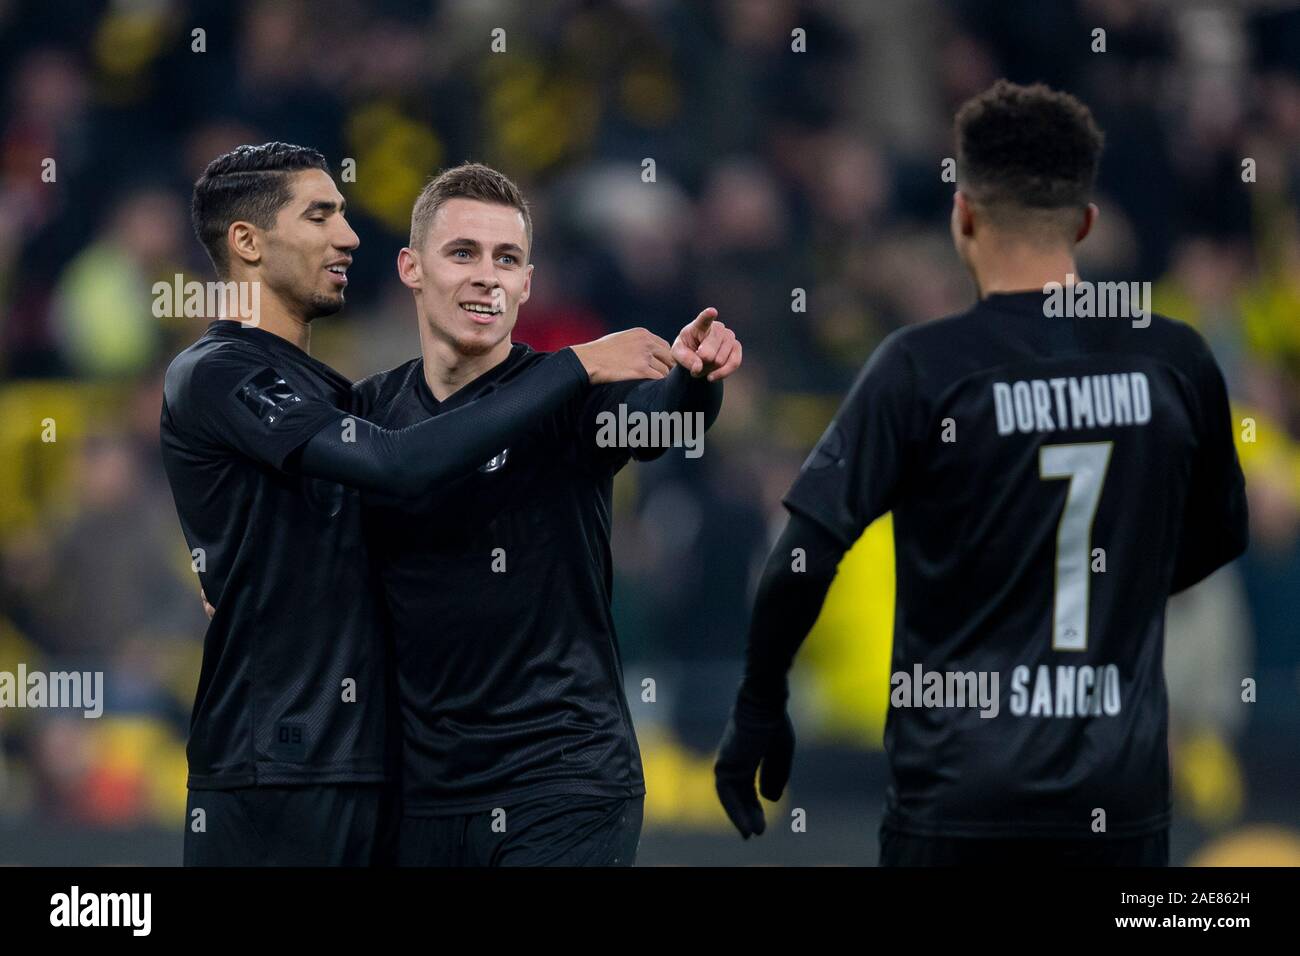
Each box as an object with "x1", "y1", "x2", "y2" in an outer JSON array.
[
  {"x1": 736, "y1": 678, "x2": 789, "y2": 719},
  {"x1": 562, "y1": 345, "x2": 597, "y2": 384}
]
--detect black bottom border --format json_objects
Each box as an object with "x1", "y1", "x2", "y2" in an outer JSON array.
[{"x1": 4, "y1": 865, "x2": 1288, "y2": 941}]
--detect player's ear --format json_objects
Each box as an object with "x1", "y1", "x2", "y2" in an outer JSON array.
[
  {"x1": 953, "y1": 191, "x2": 976, "y2": 238},
  {"x1": 1076, "y1": 203, "x2": 1099, "y2": 244},
  {"x1": 518, "y1": 263, "x2": 533, "y2": 307},
  {"x1": 397, "y1": 247, "x2": 422, "y2": 291},
  {"x1": 228, "y1": 221, "x2": 261, "y2": 269}
]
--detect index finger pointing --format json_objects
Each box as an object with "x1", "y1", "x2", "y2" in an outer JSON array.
[{"x1": 691, "y1": 307, "x2": 718, "y2": 333}]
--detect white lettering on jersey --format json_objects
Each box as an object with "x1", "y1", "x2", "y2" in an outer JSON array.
[{"x1": 993, "y1": 373, "x2": 1150, "y2": 435}]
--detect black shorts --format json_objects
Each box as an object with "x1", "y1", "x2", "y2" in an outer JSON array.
[
  {"x1": 398, "y1": 793, "x2": 644, "y2": 867},
  {"x1": 184, "y1": 784, "x2": 387, "y2": 866},
  {"x1": 879, "y1": 823, "x2": 1169, "y2": 867}
]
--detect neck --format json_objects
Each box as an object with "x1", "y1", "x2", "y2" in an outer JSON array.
[
  {"x1": 220, "y1": 274, "x2": 312, "y2": 352},
  {"x1": 417, "y1": 315, "x2": 513, "y2": 402},
  {"x1": 970, "y1": 240, "x2": 1080, "y2": 298}
]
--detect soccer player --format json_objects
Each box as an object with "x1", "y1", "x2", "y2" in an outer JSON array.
[
  {"x1": 713, "y1": 81, "x2": 1249, "y2": 866},
  {"x1": 352, "y1": 163, "x2": 741, "y2": 866},
  {"x1": 161, "y1": 143, "x2": 676, "y2": 865}
]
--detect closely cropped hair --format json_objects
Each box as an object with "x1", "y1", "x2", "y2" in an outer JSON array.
[
  {"x1": 409, "y1": 163, "x2": 532, "y2": 255},
  {"x1": 192, "y1": 142, "x2": 331, "y2": 275},
  {"x1": 956, "y1": 80, "x2": 1104, "y2": 218}
]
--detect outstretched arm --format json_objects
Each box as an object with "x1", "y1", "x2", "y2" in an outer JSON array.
[
  {"x1": 296, "y1": 330, "x2": 676, "y2": 497},
  {"x1": 299, "y1": 348, "x2": 586, "y2": 497}
]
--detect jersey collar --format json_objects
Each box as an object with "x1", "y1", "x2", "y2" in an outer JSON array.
[
  {"x1": 414, "y1": 342, "x2": 533, "y2": 416},
  {"x1": 980, "y1": 290, "x2": 1057, "y2": 316},
  {"x1": 203, "y1": 319, "x2": 352, "y2": 391}
]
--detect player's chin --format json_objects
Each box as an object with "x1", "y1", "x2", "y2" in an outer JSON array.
[
  {"x1": 456, "y1": 331, "x2": 502, "y2": 356},
  {"x1": 455, "y1": 322, "x2": 511, "y2": 355},
  {"x1": 305, "y1": 290, "x2": 346, "y2": 319}
]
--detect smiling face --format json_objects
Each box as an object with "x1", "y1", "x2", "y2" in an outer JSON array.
[
  {"x1": 255, "y1": 168, "x2": 358, "y2": 319},
  {"x1": 401, "y1": 197, "x2": 532, "y2": 357}
]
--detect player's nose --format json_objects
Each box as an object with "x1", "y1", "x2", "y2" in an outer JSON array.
[{"x1": 334, "y1": 217, "x2": 360, "y2": 251}]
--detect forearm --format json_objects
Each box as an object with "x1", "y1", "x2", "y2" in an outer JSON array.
[
  {"x1": 741, "y1": 513, "x2": 845, "y2": 709},
  {"x1": 298, "y1": 348, "x2": 588, "y2": 497},
  {"x1": 623, "y1": 365, "x2": 723, "y2": 428}
]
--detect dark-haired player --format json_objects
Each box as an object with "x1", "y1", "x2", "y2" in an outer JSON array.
[
  {"x1": 353, "y1": 163, "x2": 741, "y2": 866},
  {"x1": 714, "y1": 81, "x2": 1248, "y2": 866},
  {"x1": 161, "y1": 143, "x2": 675, "y2": 865}
]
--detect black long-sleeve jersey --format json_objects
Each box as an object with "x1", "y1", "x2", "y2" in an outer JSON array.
[
  {"x1": 160, "y1": 321, "x2": 587, "y2": 788},
  {"x1": 354, "y1": 343, "x2": 722, "y2": 815},
  {"x1": 779, "y1": 291, "x2": 1248, "y2": 838}
]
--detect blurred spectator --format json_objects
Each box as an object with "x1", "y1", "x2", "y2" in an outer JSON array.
[{"x1": 50, "y1": 189, "x2": 186, "y2": 379}]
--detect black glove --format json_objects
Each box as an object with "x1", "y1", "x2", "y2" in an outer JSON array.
[{"x1": 714, "y1": 688, "x2": 795, "y2": 838}]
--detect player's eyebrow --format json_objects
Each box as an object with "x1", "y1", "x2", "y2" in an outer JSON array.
[{"x1": 493, "y1": 242, "x2": 524, "y2": 258}]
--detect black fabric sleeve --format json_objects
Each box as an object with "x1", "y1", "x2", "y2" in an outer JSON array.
[
  {"x1": 579, "y1": 365, "x2": 724, "y2": 467},
  {"x1": 1170, "y1": 340, "x2": 1249, "y2": 594},
  {"x1": 296, "y1": 348, "x2": 590, "y2": 496},
  {"x1": 187, "y1": 350, "x2": 354, "y2": 471},
  {"x1": 739, "y1": 512, "x2": 848, "y2": 711},
  {"x1": 782, "y1": 331, "x2": 916, "y2": 548}
]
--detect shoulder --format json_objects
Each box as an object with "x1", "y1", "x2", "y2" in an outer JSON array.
[
  {"x1": 494, "y1": 344, "x2": 594, "y2": 405},
  {"x1": 1138, "y1": 312, "x2": 1216, "y2": 365},
  {"x1": 857, "y1": 312, "x2": 985, "y2": 381},
  {"x1": 163, "y1": 333, "x2": 269, "y2": 415},
  {"x1": 1138, "y1": 316, "x2": 1228, "y2": 416},
  {"x1": 885, "y1": 307, "x2": 987, "y2": 360},
  {"x1": 1084, "y1": 310, "x2": 1220, "y2": 388},
  {"x1": 497, "y1": 343, "x2": 549, "y2": 379},
  {"x1": 843, "y1": 323, "x2": 933, "y2": 395}
]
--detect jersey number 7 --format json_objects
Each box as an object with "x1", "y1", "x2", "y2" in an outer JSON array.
[{"x1": 1039, "y1": 442, "x2": 1114, "y2": 652}]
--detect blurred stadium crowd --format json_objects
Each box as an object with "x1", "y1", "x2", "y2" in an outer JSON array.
[{"x1": 0, "y1": 0, "x2": 1297, "y2": 863}]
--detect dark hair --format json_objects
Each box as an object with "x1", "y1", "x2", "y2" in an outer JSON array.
[
  {"x1": 191, "y1": 142, "x2": 331, "y2": 275},
  {"x1": 955, "y1": 80, "x2": 1105, "y2": 225},
  {"x1": 409, "y1": 162, "x2": 532, "y2": 255}
]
